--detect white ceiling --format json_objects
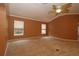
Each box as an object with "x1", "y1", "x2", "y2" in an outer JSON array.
[{"x1": 8, "y1": 3, "x2": 79, "y2": 22}]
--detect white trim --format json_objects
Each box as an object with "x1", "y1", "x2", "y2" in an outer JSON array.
[
  {"x1": 49, "y1": 36, "x2": 79, "y2": 42},
  {"x1": 49, "y1": 13, "x2": 79, "y2": 22},
  {"x1": 14, "y1": 33, "x2": 24, "y2": 36},
  {"x1": 9, "y1": 13, "x2": 79, "y2": 23},
  {"x1": 9, "y1": 15, "x2": 48, "y2": 22},
  {"x1": 4, "y1": 41, "x2": 8, "y2": 56}
]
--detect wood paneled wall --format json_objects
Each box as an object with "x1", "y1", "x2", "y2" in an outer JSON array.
[
  {"x1": 0, "y1": 4, "x2": 8, "y2": 55},
  {"x1": 48, "y1": 15, "x2": 79, "y2": 40},
  {"x1": 8, "y1": 14, "x2": 79, "y2": 40},
  {"x1": 8, "y1": 16, "x2": 47, "y2": 39}
]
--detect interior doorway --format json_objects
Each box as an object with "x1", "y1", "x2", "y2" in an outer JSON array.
[{"x1": 77, "y1": 25, "x2": 79, "y2": 40}]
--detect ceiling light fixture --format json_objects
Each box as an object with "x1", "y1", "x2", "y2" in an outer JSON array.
[
  {"x1": 49, "y1": 3, "x2": 72, "y2": 15},
  {"x1": 56, "y1": 9, "x2": 62, "y2": 13}
]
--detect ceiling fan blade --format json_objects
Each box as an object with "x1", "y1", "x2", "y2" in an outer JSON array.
[
  {"x1": 61, "y1": 3, "x2": 72, "y2": 13},
  {"x1": 52, "y1": 5, "x2": 56, "y2": 10},
  {"x1": 48, "y1": 5, "x2": 57, "y2": 15}
]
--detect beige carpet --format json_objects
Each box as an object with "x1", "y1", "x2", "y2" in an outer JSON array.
[{"x1": 5, "y1": 36, "x2": 79, "y2": 56}]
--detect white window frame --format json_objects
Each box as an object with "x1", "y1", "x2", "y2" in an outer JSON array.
[
  {"x1": 14, "y1": 20, "x2": 24, "y2": 36},
  {"x1": 41, "y1": 24, "x2": 46, "y2": 35}
]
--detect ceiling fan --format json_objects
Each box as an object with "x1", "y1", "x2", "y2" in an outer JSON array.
[{"x1": 49, "y1": 3, "x2": 72, "y2": 16}]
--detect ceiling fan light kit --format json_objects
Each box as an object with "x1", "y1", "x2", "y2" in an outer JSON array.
[
  {"x1": 56, "y1": 9, "x2": 62, "y2": 13},
  {"x1": 49, "y1": 3, "x2": 72, "y2": 15}
]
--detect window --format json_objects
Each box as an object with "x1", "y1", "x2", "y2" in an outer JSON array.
[
  {"x1": 41, "y1": 24, "x2": 46, "y2": 34},
  {"x1": 14, "y1": 20, "x2": 24, "y2": 36}
]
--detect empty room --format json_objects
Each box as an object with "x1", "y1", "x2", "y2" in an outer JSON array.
[{"x1": 1, "y1": 3, "x2": 79, "y2": 56}]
